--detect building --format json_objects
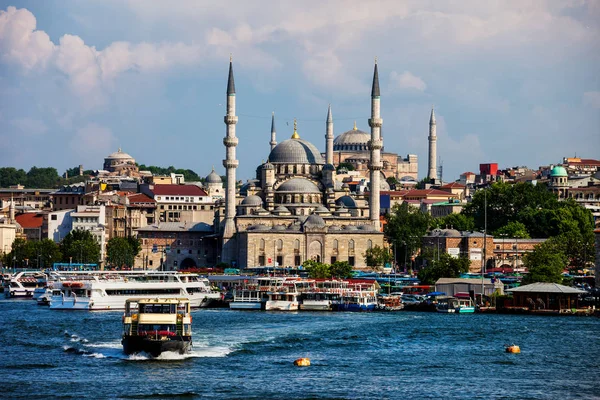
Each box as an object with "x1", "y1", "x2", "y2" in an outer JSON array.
[
  {"x1": 140, "y1": 184, "x2": 215, "y2": 224},
  {"x1": 47, "y1": 209, "x2": 73, "y2": 243},
  {"x1": 71, "y1": 205, "x2": 107, "y2": 265},
  {"x1": 103, "y1": 148, "x2": 139, "y2": 176},
  {"x1": 218, "y1": 60, "x2": 385, "y2": 269},
  {"x1": 562, "y1": 157, "x2": 600, "y2": 175},
  {"x1": 15, "y1": 213, "x2": 44, "y2": 241}
]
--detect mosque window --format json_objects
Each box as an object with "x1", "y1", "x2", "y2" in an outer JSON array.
[
  {"x1": 277, "y1": 239, "x2": 283, "y2": 251},
  {"x1": 294, "y1": 240, "x2": 300, "y2": 250},
  {"x1": 260, "y1": 239, "x2": 265, "y2": 250},
  {"x1": 333, "y1": 240, "x2": 338, "y2": 250},
  {"x1": 368, "y1": 240, "x2": 373, "y2": 249},
  {"x1": 349, "y1": 240, "x2": 355, "y2": 250}
]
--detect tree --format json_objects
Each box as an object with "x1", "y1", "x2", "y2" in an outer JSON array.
[
  {"x1": 60, "y1": 230, "x2": 101, "y2": 264},
  {"x1": 106, "y1": 237, "x2": 138, "y2": 268},
  {"x1": 302, "y1": 260, "x2": 330, "y2": 279},
  {"x1": 522, "y1": 239, "x2": 568, "y2": 284},
  {"x1": 384, "y1": 202, "x2": 432, "y2": 268},
  {"x1": 0, "y1": 167, "x2": 28, "y2": 188},
  {"x1": 330, "y1": 261, "x2": 353, "y2": 278},
  {"x1": 433, "y1": 213, "x2": 475, "y2": 232},
  {"x1": 26, "y1": 166, "x2": 61, "y2": 188},
  {"x1": 336, "y1": 162, "x2": 355, "y2": 172},
  {"x1": 493, "y1": 221, "x2": 530, "y2": 239},
  {"x1": 417, "y1": 251, "x2": 471, "y2": 285},
  {"x1": 364, "y1": 245, "x2": 393, "y2": 271},
  {"x1": 32, "y1": 239, "x2": 62, "y2": 269}
]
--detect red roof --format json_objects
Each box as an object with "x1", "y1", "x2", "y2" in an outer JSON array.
[
  {"x1": 440, "y1": 182, "x2": 466, "y2": 189},
  {"x1": 566, "y1": 159, "x2": 600, "y2": 166},
  {"x1": 15, "y1": 213, "x2": 44, "y2": 228},
  {"x1": 404, "y1": 189, "x2": 458, "y2": 197},
  {"x1": 461, "y1": 171, "x2": 476, "y2": 176},
  {"x1": 128, "y1": 193, "x2": 156, "y2": 204},
  {"x1": 151, "y1": 185, "x2": 208, "y2": 196}
]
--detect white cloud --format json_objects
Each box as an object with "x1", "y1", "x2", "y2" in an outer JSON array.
[
  {"x1": 69, "y1": 123, "x2": 116, "y2": 163},
  {"x1": 10, "y1": 118, "x2": 48, "y2": 136},
  {"x1": 583, "y1": 91, "x2": 600, "y2": 109},
  {"x1": 390, "y1": 71, "x2": 427, "y2": 92}
]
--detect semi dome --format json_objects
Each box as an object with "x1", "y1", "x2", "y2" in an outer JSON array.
[
  {"x1": 333, "y1": 124, "x2": 371, "y2": 151},
  {"x1": 276, "y1": 178, "x2": 320, "y2": 194},
  {"x1": 241, "y1": 195, "x2": 263, "y2": 206},
  {"x1": 303, "y1": 214, "x2": 326, "y2": 229},
  {"x1": 205, "y1": 168, "x2": 222, "y2": 184},
  {"x1": 268, "y1": 139, "x2": 324, "y2": 164},
  {"x1": 550, "y1": 166, "x2": 568, "y2": 177},
  {"x1": 336, "y1": 195, "x2": 357, "y2": 208}
]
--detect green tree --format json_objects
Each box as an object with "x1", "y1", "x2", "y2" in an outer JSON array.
[
  {"x1": 302, "y1": 259, "x2": 330, "y2": 279},
  {"x1": 417, "y1": 251, "x2": 471, "y2": 285},
  {"x1": 522, "y1": 238, "x2": 568, "y2": 284},
  {"x1": 330, "y1": 261, "x2": 353, "y2": 278},
  {"x1": 26, "y1": 166, "x2": 61, "y2": 188},
  {"x1": 364, "y1": 245, "x2": 393, "y2": 271},
  {"x1": 60, "y1": 230, "x2": 101, "y2": 264},
  {"x1": 493, "y1": 221, "x2": 530, "y2": 238},
  {"x1": 336, "y1": 162, "x2": 355, "y2": 172},
  {"x1": 106, "y1": 237, "x2": 138, "y2": 268},
  {"x1": 433, "y1": 213, "x2": 475, "y2": 232},
  {"x1": 384, "y1": 202, "x2": 432, "y2": 268},
  {"x1": 31, "y1": 239, "x2": 62, "y2": 269},
  {"x1": 0, "y1": 167, "x2": 28, "y2": 188}
]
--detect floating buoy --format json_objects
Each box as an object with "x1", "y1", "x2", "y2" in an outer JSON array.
[
  {"x1": 294, "y1": 357, "x2": 311, "y2": 367},
  {"x1": 505, "y1": 345, "x2": 520, "y2": 353}
]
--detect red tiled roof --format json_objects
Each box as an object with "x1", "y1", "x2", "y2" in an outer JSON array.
[
  {"x1": 461, "y1": 171, "x2": 476, "y2": 176},
  {"x1": 151, "y1": 185, "x2": 208, "y2": 196},
  {"x1": 440, "y1": 182, "x2": 466, "y2": 189},
  {"x1": 566, "y1": 159, "x2": 600, "y2": 166},
  {"x1": 128, "y1": 193, "x2": 156, "y2": 203},
  {"x1": 15, "y1": 213, "x2": 44, "y2": 228},
  {"x1": 404, "y1": 189, "x2": 458, "y2": 197}
]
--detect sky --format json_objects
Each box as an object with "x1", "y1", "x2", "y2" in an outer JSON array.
[{"x1": 0, "y1": 1, "x2": 599, "y2": 182}]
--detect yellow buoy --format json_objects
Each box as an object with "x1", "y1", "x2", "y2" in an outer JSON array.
[
  {"x1": 294, "y1": 357, "x2": 311, "y2": 367},
  {"x1": 505, "y1": 345, "x2": 521, "y2": 353}
]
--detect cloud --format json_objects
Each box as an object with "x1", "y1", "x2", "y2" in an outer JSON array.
[
  {"x1": 583, "y1": 91, "x2": 600, "y2": 109},
  {"x1": 390, "y1": 71, "x2": 427, "y2": 92},
  {"x1": 10, "y1": 118, "x2": 48, "y2": 136},
  {"x1": 69, "y1": 123, "x2": 116, "y2": 164}
]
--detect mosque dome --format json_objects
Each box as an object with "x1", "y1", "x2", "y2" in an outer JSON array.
[
  {"x1": 205, "y1": 168, "x2": 222, "y2": 184},
  {"x1": 303, "y1": 214, "x2": 326, "y2": 229},
  {"x1": 333, "y1": 123, "x2": 371, "y2": 151},
  {"x1": 276, "y1": 178, "x2": 321, "y2": 194},
  {"x1": 336, "y1": 195, "x2": 357, "y2": 208},
  {"x1": 550, "y1": 166, "x2": 568, "y2": 177},
  {"x1": 241, "y1": 195, "x2": 263, "y2": 206},
  {"x1": 106, "y1": 148, "x2": 134, "y2": 160},
  {"x1": 268, "y1": 139, "x2": 324, "y2": 165}
]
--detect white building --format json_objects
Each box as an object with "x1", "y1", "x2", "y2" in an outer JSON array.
[
  {"x1": 47, "y1": 209, "x2": 74, "y2": 243},
  {"x1": 71, "y1": 205, "x2": 107, "y2": 263}
]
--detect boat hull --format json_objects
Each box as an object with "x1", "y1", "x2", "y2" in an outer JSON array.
[
  {"x1": 332, "y1": 303, "x2": 376, "y2": 312},
  {"x1": 300, "y1": 301, "x2": 333, "y2": 311},
  {"x1": 229, "y1": 302, "x2": 263, "y2": 310},
  {"x1": 265, "y1": 300, "x2": 298, "y2": 311},
  {"x1": 122, "y1": 335, "x2": 192, "y2": 358}
]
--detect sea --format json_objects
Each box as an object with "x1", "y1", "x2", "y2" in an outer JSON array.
[{"x1": 1, "y1": 299, "x2": 598, "y2": 400}]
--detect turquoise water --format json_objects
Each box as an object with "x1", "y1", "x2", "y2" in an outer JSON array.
[{"x1": 1, "y1": 299, "x2": 598, "y2": 399}]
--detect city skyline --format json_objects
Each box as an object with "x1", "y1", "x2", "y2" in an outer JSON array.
[{"x1": 0, "y1": 1, "x2": 599, "y2": 182}]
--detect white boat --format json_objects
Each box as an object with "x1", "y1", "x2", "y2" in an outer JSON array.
[
  {"x1": 265, "y1": 279, "x2": 307, "y2": 311},
  {"x1": 3, "y1": 271, "x2": 47, "y2": 298},
  {"x1": 229, "y1": 277, "x2": 284, "y2": 310},
  {"x1": 436, "y1": 297, "x2": 475, "y2": 313},
  {"x1": 49, "y1": 271, "x2": 221, "y2": 310},
  {"x1": 300, "y1": 280, "x2": 346, "y2": 311}
]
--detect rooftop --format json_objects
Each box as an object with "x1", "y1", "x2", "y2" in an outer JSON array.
[
  {"x1": 507, "y1": 282, "x2": 585, "y2": 294},
  {"x1": 151, "y1": 184, "x2": 208, "y2": 197}
]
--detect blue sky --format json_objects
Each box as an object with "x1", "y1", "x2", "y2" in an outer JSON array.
[{"x1": 1, "y1": 1, "x2": 599, "y2": 182}]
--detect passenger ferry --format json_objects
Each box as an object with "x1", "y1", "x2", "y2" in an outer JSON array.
[
  {"x1": 122, "y1": 298, "x2": 192, "y2": 357},
  {"x1": 49, "y1": 271, "x2": 221, "y2": 310},
  {"x1": 265, "y1": 279, "x2": 309, "y2": 311},
  {"x1": 3, "y1": 271, "x2": 47, "y2": 298},
  {"x1": 332, "y1": 282, "x2": 379, "y2": 312},
  {"x1": 300, "y1": 280, "x2": 346, "y2": 311},
  {"x1": 229, "y1": 277, "x2": 284, "y2": 310}
]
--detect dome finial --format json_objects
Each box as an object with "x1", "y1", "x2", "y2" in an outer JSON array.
[
  {"x1": 353, "y1": 121, "x2": 357, "y2": 131},
  {"x1": 291, "y1": 118, "x2": 300, "y2": 139},
  {"x1": 118, "y1": 147, "x2": 122, "y2": 152},
  {"x1": 212, "y1": 165, "x2": 215, "y2": 171}
]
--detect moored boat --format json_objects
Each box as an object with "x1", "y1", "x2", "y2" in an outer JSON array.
[
  {"x1": 300, "y1": 280, "x2": 346, "y2": 311},
  {"x1": 122, "y1": 298, "x2": 192, "y2": 357},
  {"x1": 3, "y1": 271, "x2": 47, "y2": 298},
  {"x1": 436, "y1": 297, "x2": 475, "y2": 313},
  {"x1": 229, "y1": 277, "x2": 284, "y2": 310}
]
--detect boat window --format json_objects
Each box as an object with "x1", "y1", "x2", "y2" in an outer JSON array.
[{"x1": 140, "y1": 304, "x2": 176, "y2": 314}]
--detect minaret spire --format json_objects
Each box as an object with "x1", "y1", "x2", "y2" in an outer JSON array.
[
  {"x1": 325, "y1": 104, "x2": 334, "y2": 165},
  {"x1": 270, "y1": 112, "x2": 277, "y2": 151},
  {"x1": 222, "y1": 57, "x2": 239, "y2": 263},
  {"x1": 427, "y1": 106, "x2": 438, "y2": 181},
  {"x1": 368, "y1": 60, "x2": 383, "y2": 229}
]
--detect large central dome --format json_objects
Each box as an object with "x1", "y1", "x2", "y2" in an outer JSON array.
[
  {"x1": 333, "y1": 124, "x2": 370, "y2": 151},
  {"x1": 268, "y1": 139, "x2": 324, "y2": 164}
]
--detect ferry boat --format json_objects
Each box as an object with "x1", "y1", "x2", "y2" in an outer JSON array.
[
  {"x1": 3, "y1": 271, "x2": 47, "y2": 298},
  {"x1": 49, "y1": 271, "x2": 221, "y2": 310},
  {"x1": 436, "y1": 297, "x2": 476, "y2": 313},
  {"x1": 265, "y1": 279, "x2": 308, "y2": 311},
  {"x1": 332, "y1": 282, "x2": 379, "y2": 312},
  {"x1": 122, "y1": 298, "x2": 192, "y2": 357},
  {"x1": 229, "y1": 277, "x2": 284, "y2": 310},
  {"x1": 300, "y1": 280, "x2": 346, "y2": 311}
]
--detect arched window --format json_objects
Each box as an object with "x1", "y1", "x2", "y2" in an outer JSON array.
[
  {"x1": 277, "y1": 239, "x2": 283, "y2": 251},
  {"x1": 367, "y1": 239, "x2": 373, "y2": 249},
  {"x1": 333, "y1": 239, "x2": 338, "y2": 250},
  {"x1": 294, "y1": 239, "x2": 300, "y2": 250},
  {"x1": 349, "y1": 240, "x2": 355, "y2": 250},
  {"x1": 260, "y1": 239, "x2": 265, "y2": 250}
]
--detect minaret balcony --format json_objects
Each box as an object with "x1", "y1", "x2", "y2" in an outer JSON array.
[
  {"x1": 224, "y1": 115, "x2": 238, "y2": 125},
  {"x1": 368, "y1": 118, "x2": 383, "y2": 128},
  {"x1": 368, "y1": 139, "x2": 383, "y2": 150},
  {"x1": 368, "y1": 162, "x2": 383, "y2": 171},
  {"x1": 222, "y1": 159, "x2": 239, "y2": 168},
  {"x1": 223, "y1": 137, "x2": 239, "y2": 147}
]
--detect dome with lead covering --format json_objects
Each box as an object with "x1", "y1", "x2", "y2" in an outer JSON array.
[
  {"x1": 277, "y1": 178, "x2": 320, "y2": 194},
  {"x1": 333, "y1": 124, "x2": 371, "y2": 151},
  {"x1": 205, "y1": 169, "x2": 222, "y2": 184},
  {"x1": 336, "y1": 195, "x2": 357, "y2": 208},
  {"x1": 268, "y1": 139, "x2": 324, "y2": 165},
  {"x1": 303, "y1": 214, "x2": 326, "y2": 229},
  {"x1": 241, "y1": 195, "x2": 263, "y2": 206}
]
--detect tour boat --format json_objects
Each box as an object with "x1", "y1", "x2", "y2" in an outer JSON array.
[
  {"x1": 436, "y1": 297, "x2": 476, "y2": 313},
  {"x1": 331, "y1": 282, "x2": 379, "y2": 312},
  {"x1": 122, "y1": 298, "x2": 192, "y2": 357},
  {"x1": 229, "y1": 277, "x2": 285, "y2": 310},
  {"x1": 300, "y1": 280, "x2": 346, "y2": 311},
  {"x1": 49, "y1": 271, "x2": 221, "y2": 310},
  {"x1": 3, "y1": 271, "x2": 47, "y2": 298},
  {"x1": 265, "y1": 279, "x2": 307, "y2": 311}
]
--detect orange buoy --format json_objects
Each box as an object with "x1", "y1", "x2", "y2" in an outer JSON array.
[
  {"x1": 505, "y1": 345, "x2": 521, "y2": 353},
  {"x1": 294, "y1": 357, "x2": 311, "y2": 367}
]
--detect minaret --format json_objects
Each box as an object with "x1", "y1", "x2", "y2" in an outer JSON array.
[
  {"x1": 270, "y1": 112, "x2": 277, "y2": 151},
  {"x1": 427, "y1": 106, "x2": 437, "y2": 181},
  {"x1": 368, "y1": 59, "x2": 383, "y2": 228},
  {"x1": 222, "y1": 56, "x2": 239, "y2": 263},
  {"x1": 325, "y1": 104, "x2": 334, "y2": 165},
  {"x1": 9, "y1": 193, "x2": 15, "y2": 223}
]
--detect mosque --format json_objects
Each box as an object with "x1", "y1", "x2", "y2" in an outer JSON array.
[{"x1": 218, "y1": 60, "x2": 390, "y2": 269}]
